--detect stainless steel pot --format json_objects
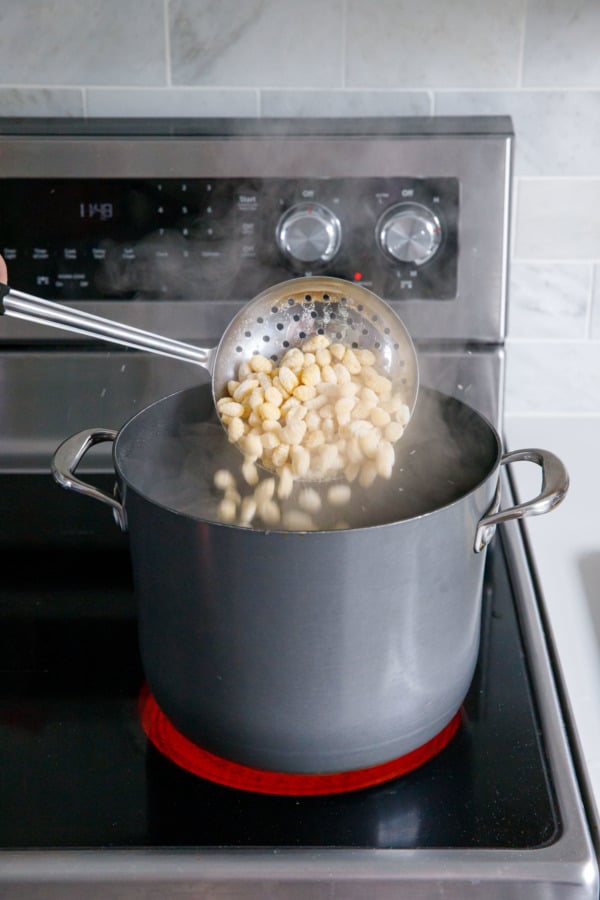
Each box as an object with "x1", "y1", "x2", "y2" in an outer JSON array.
[{"x1": 51, "y1": 381, "x2": 568, "y2": 775}]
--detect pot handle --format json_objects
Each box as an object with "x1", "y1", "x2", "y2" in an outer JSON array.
[
  {"x1": 51, "y1": 428, "x2": 127, "y2": 532},
  {"x1": 474, "y1": 448, "x2": 569, "y2": 553}
]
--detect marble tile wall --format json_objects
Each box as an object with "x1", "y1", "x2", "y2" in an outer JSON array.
[{"x1": 0, "y1": 0, "x2": 598, "y2": 416}]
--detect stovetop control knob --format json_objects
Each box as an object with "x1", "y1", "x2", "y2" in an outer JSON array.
[
  {"x1": 377, "y1": 202, "x2": 442, "y2": 265},
  {"x1": 276, "y1": 202, "x2": 342, "y2": 266}
]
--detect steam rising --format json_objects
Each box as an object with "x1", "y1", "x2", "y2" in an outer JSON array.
[
  {"x1": 116, "y1": 382, "x2": 499, "y2": 532},
  {"x1": 96, "y1": 230, "x2": 244, "y2": 298}
]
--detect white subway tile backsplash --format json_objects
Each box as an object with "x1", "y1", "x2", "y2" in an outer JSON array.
[
  {"x1": 169, "y1": 0, "x2": 344, "y2": 87},
  {"x1": 514, "y1": 179, "x2": 600, "y2": 260},
  {"x1": 0, "y1": 88, "x2": 83, "y2": 116},
  {"x1": 589, "y1": 266, "x2": 600, "y2": 339},
  {"x1": 435, "y1": 91, "x2": 600, "y2": 176},
  {"x1": 86, "y1": 88, "x2": 258, "y2": 118},
  {"x1": 0, "y1": 0, "x2": 167, "y2": 86},
  {"x1": 346, "y1": 0, "x2": 525, "y2": 88},
  {"x1": 509, "y1": 262, "x2": 591, "y2": 339},
  {"x1": 260, "y1": 90, "x2": 431, "y2": 118},
  {"x1": 523, "y1": 0, "x2": 600, "y2": 87},
  {"x1": 505, "y1": 340, "x2": 600, "y2": 414}
]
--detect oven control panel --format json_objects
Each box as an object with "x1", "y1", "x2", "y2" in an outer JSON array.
[{"x1": 0, "y1": 176, "x2": 458, "y2": 302}]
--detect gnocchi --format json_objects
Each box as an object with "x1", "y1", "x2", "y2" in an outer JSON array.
[{"x1": 213, "y1": 334, "x2": 412, "y2": 530}]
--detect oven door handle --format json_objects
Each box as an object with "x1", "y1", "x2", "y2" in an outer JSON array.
[
  {"x1": 51, "y1": 428, "x2": 127, "y2": 531},
  {"x1": 474, "y1": 448, "x2": 569, "y2": 552}
]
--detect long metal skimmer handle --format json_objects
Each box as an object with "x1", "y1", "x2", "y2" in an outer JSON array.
[{"x1": 0, "y1": 283, "x2": 215, "y2": 371}]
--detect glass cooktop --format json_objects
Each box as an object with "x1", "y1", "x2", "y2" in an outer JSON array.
[{"x1": 0, "y1": 474, "x2": 559, "y2": 851}]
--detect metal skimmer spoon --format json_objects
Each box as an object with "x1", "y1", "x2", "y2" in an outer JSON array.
[{"x1": 0, "y1": 275, "x2": 419, "y2": 417}]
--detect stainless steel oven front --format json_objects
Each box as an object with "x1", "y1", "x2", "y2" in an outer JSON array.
[{"x1": 0, "y1": 116, "x2": 509, "y2": 470}]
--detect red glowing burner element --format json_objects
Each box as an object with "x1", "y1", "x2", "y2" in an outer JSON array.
[{"x1": 139, "y1": 684, "x2": 461, "y2": 796}]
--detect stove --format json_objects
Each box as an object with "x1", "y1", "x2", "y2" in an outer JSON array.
[{"x1": 0, "y1": 117, "x2": 596, "y2": 899}]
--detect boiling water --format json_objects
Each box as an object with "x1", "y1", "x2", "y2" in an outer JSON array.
[{"x1": 116, "y1": 384, "x2": 499, "y2": 531}]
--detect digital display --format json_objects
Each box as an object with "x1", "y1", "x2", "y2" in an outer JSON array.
[
  {"x1": 79, "y1": 202, "x2": 114, "y2": 221},
  {"x1": 0, "y1": 177, "x2": 458, "y2": 302}
]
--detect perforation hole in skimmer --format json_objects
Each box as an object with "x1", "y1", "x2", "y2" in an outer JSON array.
[{"x1": 211, "y1": 276, "x2": 419, "y2": 417}]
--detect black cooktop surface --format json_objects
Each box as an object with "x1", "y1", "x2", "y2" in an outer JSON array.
[{"x1": 0, "y1": 475, "x2": 558, "y2": 850}]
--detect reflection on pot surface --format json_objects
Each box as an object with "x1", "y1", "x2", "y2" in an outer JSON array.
[{"x1": 51, "y1": 383, "x2": 567, "y2": 777}]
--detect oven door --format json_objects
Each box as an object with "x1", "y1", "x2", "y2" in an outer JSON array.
[{"x1": 0, "y1": 342, "x2": 505, "y2": 473}]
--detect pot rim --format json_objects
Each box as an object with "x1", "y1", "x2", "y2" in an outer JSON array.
[{"x1": 113, "y1": 384, "x2": 503, "y2": 535}]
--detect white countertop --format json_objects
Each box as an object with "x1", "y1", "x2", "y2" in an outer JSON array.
[{"x1": 505, "y1": 414, "x2": 600, "y2": 830}]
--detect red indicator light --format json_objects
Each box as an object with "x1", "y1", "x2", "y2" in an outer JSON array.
[{"x1": 353, "y1": 271, "x2": 362, "y2": 281}]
